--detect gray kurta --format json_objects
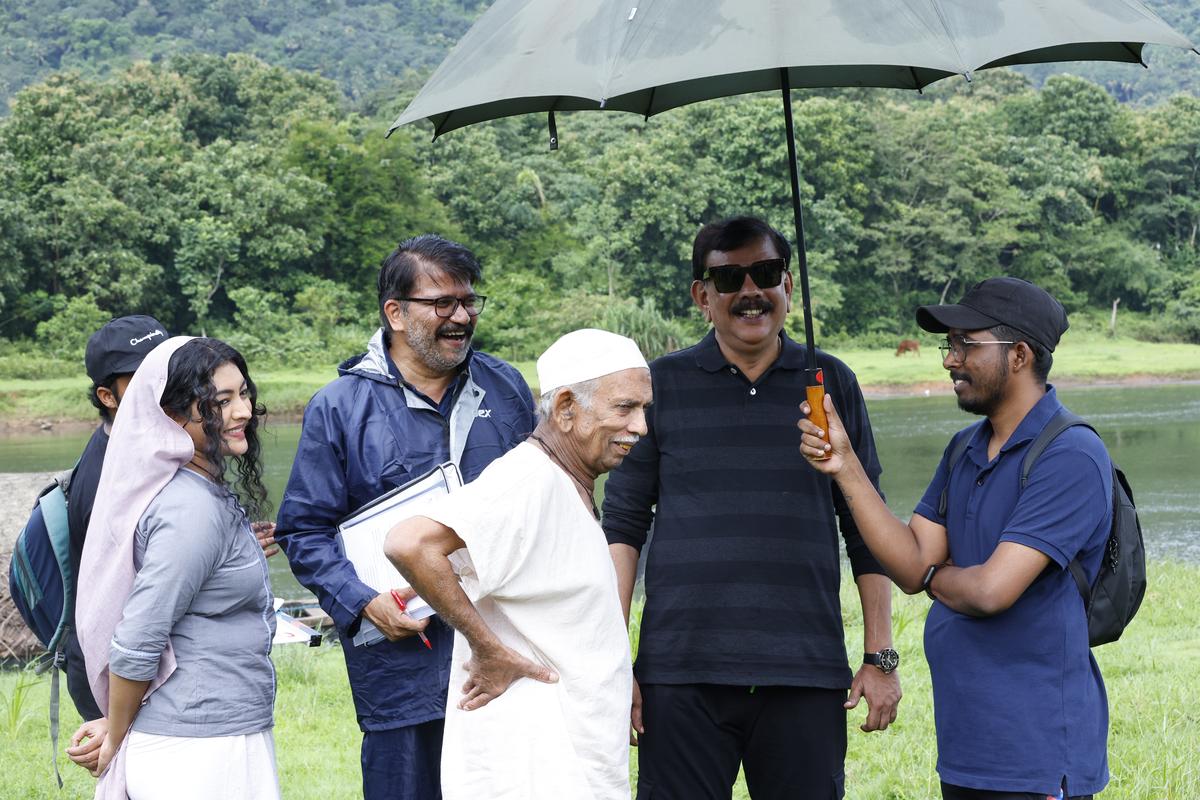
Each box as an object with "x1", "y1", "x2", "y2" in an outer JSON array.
[{"x1": 109, "y1": 468, "x2": 276, "y2": 737}]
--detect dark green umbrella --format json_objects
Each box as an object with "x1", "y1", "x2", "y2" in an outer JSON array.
[{"x1": 390, "y1": 0, "x2": 1195, "y2": 427}]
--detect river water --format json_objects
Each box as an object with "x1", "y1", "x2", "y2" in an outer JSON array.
[{"x1": 2, "y1": 382, "x2": 1197, "y2": 598}]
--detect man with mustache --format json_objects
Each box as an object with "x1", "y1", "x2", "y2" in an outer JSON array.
[
  {"x1": 799, "y1": 278, "x2": 1110, "y2": 799},
  {"x1": 386, "y1": 328, "x2": 652, "y2": 800},
  {"x1": 276, "y1": 234, "x2": 537, "y2": 800},
  {"x1": 603, "y1": 216, "x2": 900, "y2": 799}
]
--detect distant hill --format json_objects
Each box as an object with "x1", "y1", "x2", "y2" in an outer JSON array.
[
  {"x1": 0, "y1": 0, "x2": 487, "y2": 111},
  {"x1": 0, "y1": 0, "x2": 1197, "y2": 113}
]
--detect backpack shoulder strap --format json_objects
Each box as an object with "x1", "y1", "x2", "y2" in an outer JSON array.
[
  {"x1": 1019, "y1": 409, "x2": 1094, "y2": 489},
  {"x1": 937, "y1": 427, "x2": 978, "y2": 518},
  {"x1": 1021, "y1": 408, "x2": 1104, "y2": 606},
  {"x1": 1067, "y1": 558, "x2": 1091, "y2": 606}
]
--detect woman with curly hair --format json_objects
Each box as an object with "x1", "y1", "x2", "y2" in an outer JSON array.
[{"x1": 77, "y1": 336, "x2": 279, "y2": 800}]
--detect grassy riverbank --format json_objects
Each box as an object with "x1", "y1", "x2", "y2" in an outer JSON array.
[
  {"x1": 3, "y1": 335, "x2": 1199, "y2": 428},
  {"x1": 3, "y1": 561, "x2": 1198, "y2": 799}
]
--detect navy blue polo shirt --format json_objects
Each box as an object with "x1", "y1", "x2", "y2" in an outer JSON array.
[{"x1": 914, "y1": 387, "x2": 1112, "y2": 795}]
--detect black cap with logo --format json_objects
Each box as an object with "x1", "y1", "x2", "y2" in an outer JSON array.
[
  {"x1": 85, "y1": 315, "x2": 170, "y2": 383},
  {"x1": 915, "y1": 277, "x2": 1069, "y2": 352}
]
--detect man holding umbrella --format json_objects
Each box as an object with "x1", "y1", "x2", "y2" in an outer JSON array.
[
  {"x1": 603, "y1": 216, "x2": 900, "y2": 799},
  {"x1": 798, "y1": 278, "x2": 1110, "y2": 799},
  {"x1": 387, "y1": 4, "x2": 1190, "y2": 796}
]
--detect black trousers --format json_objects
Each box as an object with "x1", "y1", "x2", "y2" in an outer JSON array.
[
  {"x1": 941, "y1": 781, "x2": 1095, "y2": 800},
  {"x1": 636, "y1": 683, "x2": 847, "y2": 800}
]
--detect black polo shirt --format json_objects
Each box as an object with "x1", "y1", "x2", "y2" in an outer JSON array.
[{"x1": 602, "y1": 330, "x2": 885, "y2": 688}]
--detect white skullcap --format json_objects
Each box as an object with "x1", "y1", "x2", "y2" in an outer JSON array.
[{"x1": 536, "y1": 329, "x2": 649, "y2": 395}]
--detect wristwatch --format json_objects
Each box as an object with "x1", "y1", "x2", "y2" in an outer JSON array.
[
  {"x1": 863, "y1": 648, "x2": 900, "y2": 674},
  {"x1": 922, "y1": 562, "x2": 946, "y2": 600}
]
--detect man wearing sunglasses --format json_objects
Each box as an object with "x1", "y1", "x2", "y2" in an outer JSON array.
[
  {"x1": 799, "y1": 278, "x2": 1111, "y2": 800},
  {"x1": 276, "y1": 234, "x2": 537, "y2": 800},
  {"x1": 603, "y1": 216, "x2": 899, "y2": 799}
]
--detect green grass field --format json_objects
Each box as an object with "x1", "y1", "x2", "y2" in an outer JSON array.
[
  {"x1": 3, "y1": 334, "x2": 1198, "y2": 425},
  {"x1": 3, "y1": 561, "x2": 1197, "y2": 799},
  {"x1": 829, "y1": 333, "x2": 1200, "y2": 389}
]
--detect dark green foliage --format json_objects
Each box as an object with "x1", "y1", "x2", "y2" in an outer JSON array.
[
  {"x1": 0, "y1": 54, "x2": 448, "y2": 352},
  {"x1": 1, "y1": 47, "x2": 1199, "y2": 368},
  {"x1": 0, "y1": 0, "x2": 483, "y2": 111}
]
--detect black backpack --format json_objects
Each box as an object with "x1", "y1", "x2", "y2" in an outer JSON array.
[{"x1": 939, "y1": 409, "x2": 1146, "y2": 647}]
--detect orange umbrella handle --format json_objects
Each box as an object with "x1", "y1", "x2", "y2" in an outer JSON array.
[{"x1": 805, "y1": 369, "x2": 831, "y2": 460}]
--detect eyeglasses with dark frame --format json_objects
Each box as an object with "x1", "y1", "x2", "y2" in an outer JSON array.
[
  {"x1": 702, "y1": 258, "x2": 788, "y2": 294},
  {"x1": 397, "y1": 295, "x2": 487, "y2": 318},
  {"x1": 938, "y1": 334, "x2": 1016, "y2": 360}
]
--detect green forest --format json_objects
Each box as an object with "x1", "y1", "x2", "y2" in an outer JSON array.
[
  {"x1": 0, "y1": 0, "x2": 486, "y2": 109},
  {"x1": 1, "y1": 2, "x2": 1199, "y2": 375}
]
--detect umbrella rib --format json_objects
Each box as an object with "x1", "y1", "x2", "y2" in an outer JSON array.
[
  {"x1": 602, "y1": 0, "x2": 648, "y2": 104},
  {"x1": 644, "y1": 85, "x2": 657, "y2": 120},
  {"x1": 1120, "y1": 42, "x2": 1148, "y2": 68},
  {"x1": 908, "y1": 66, "x2": 923, "y2": 92},
  {"x1": 924, "y1": 0, "x2": 970, "y2": 76},
  {"x1": 433, "y1": 112, "x2": 452, "y2": 141}
]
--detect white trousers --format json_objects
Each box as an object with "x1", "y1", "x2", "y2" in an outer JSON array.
[{"x1": 125, "y1": 729, "x2": 281, "y2": 800}]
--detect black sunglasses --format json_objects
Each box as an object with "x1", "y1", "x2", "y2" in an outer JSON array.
[{"x1": 703, "y1": 258, "x2": 787, "y2": 293}]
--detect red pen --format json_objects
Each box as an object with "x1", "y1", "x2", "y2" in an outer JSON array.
[{"x1": 390, "y1": 589, "x2": 433, "y2": 650}]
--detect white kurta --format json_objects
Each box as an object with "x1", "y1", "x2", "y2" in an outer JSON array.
[{"x1": 422, "y1": 442, "x2": 632, "y2": 800}]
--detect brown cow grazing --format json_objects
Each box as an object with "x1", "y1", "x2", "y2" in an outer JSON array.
[{"x1": 895, "y1": 339, "x2": 920, "y2": 357}]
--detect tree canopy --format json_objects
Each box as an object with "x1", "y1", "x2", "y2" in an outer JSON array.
[{"x1": 2, "y1": 53, "x2": 1199, "y2": 369}]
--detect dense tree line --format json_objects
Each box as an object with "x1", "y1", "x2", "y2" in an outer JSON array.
[
  {"x1": 0, "y1": 0, "x2": 486, "y2": 110},
  {"x1": 0, "y1": 54, "x2": 1198, "y2": 371}
]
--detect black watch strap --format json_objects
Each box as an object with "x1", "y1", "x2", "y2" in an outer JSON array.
[
  {"x1": 922, "y1": 562, "x2": 944, "y2": 600},
  {"x1": 863, "y1": 648, "x2": 899, "y2": 673}
]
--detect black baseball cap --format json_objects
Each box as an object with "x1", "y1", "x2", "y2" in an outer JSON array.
[
  {"x1": 85, "y1": 315, "x2": 170, "y2": 383},
  {"x1": 915, "y1": 277, "x2": 1069, "y2": 352}
]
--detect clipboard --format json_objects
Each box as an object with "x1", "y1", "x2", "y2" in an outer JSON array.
[{"x1": 337, "y1": 462, "x2": 462, "y2": 646}]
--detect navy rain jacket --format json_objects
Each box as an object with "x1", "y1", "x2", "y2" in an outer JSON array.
[{"x1": 277, "y1": 330, "x2": 536, "y2": 730}]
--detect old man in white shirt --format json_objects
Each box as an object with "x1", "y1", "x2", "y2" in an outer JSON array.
[{"x1": 385, "y1": 328, "x2": 652, "y2": 800}]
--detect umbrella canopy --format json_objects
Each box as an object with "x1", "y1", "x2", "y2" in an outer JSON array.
[
  {"x1": 390, "y1": 0, "x2": 1196, "y2": 137},
  {"x1": 389, "y1": 0, "x2": 1196, "y2": 434}
]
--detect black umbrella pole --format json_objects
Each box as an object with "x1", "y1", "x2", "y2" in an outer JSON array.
[
  {"x1": 780, "y1": 69, "x2": 830, "y2": 453},
  {"x1": 779, "y1": 70, "x2": 819, "y2": 367}
]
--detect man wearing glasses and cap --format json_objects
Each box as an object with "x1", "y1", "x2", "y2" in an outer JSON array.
[
  {"x1": 603, "y1": 216, "x2": 900, "y2": 800},
  {"x1": 276, "y1": 234, "x2": 537, "y2": 800},
  {"x1": 799, "y1": 277, "x2": 1112, "y2": 800},
  {"x1": 387, "y1": 328, "x2": 653, "y2": 800}
]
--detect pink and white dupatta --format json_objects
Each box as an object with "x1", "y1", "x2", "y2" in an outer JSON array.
[{"x1": 76, "y1": 335, "x2": 194, "y2": 799}]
